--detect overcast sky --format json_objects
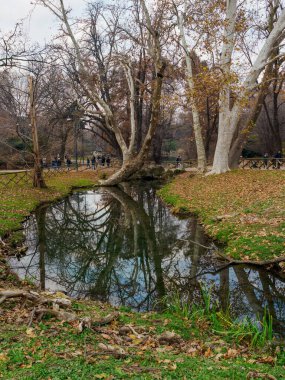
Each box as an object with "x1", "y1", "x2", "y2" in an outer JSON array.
[{"x1": 0, "y1": 0, "x2": 86, "y2": 44}]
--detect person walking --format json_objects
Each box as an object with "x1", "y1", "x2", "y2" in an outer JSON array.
[
  {"x1": 87, "y1": 157, "x2": 90, "y2": 168},
  {"x1": 106, "y1": 155, "x2": 111, "y2": 167},
  {"x1": 263, "y1": 153, "x2": 269, "y2": 169},
  {"x1": 91, "y1": 156, "x2": 96, "y2": 170},
  {"x1": 101, "y1": 155, "x2": 106, "y2": 166},
  {"x1": 274, "y1": 150, "x2": 282, "y2": 169},
  {"x1": 176, "y1": 155, "x2": 182, "y2": 168}
]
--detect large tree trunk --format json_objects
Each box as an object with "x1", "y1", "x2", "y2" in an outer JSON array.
[
  {"x1": 210, "y1": 0, "x2": 237, "y2": 174},
  {"x1": 178, "y1": 12, "x2": 206, "y2": 171},
  {"x1": 102, "y1": 158, "x2": 145, "y2": 186},
  {"x1": 211, "y1": 3, "x2": 285, "y2": 174},
  {"x1": 211, "y1": 116, "x2": 234, "y2": 173},
  {"x1": 29, "y1": 76, "x2": 46, "y2": 188}
]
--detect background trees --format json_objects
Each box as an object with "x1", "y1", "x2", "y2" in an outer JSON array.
[{"x1": 0, "y1": 0, "x2": 285, "y2": 178}]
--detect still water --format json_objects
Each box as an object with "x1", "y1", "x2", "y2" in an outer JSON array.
[{"x1": 9, "y1": 182, "x2": 285, "y2": 333}]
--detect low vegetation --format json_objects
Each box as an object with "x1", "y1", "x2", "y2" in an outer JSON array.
[
  {"x1": 0, "y1": 286, "x2": 284, "y2": 380},
  {"x1": 0, "y1": 169, "x2": 285, "y2": 378},
  {"x1": 0, "y1": 169, "x2": 113, "y2": 240},
  {"x1": 159, "y1": 170, "x2": 285, "y2": 261}
]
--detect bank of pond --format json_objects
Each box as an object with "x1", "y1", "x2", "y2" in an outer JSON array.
[{"x1": 8, "y1": 181, "x2": 285, "y2": 336}]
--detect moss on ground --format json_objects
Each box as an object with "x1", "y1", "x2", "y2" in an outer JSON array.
[{"x1": 159, "y1": 170, "x2": 285, "y2": 261}]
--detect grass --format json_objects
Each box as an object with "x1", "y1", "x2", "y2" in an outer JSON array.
[
  {"x1": 159, "y1": 170, "x2": 285, "y2": 261},
  {"x1": 160, "y1": 287, "x2": 274, "y2": 348},
  {"x1": 0, "y1": 168, "x2": 284, "y2": 378},
  {"x1": 0, "y1": 295, "x2": 284, "y2": 380},
  {"x1": 0, "y1": 169, "x2": 113, "y2": 240}
]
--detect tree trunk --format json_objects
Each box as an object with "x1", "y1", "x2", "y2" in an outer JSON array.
[
  {"x1": 211, "y1": 1, "x2": 285, "y2": 175},
  {"x1": 211, "y1": 113, "x2": 235, "y2": 173},
  {"x1": 101, "y1": 156, "x2": 145, "y2": 186},
  {"x1": 59, "y1": 125, "x2": 69, "y2": 160},
  {"x1": 29, "y1": 76, "x2": 46, "y2": 188},
  {"x1": 177, "y1": 12, "x2": 206, "y2": 171}
]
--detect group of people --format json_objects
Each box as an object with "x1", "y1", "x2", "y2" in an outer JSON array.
[
  {"x1": 86, "y1": 155, "x2": 111, "y2": 170},
  {"x1": 41, "y1": 153, "x2": 112, "y2": 170},
  {"x1": 263, "y1": 151, "x2": 283, "y2": 169}
]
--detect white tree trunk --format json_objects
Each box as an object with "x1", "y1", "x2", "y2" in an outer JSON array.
[
  {"x1": 211, "y1": 2, "x2": 285, "y2": 174},
  {"x1": 178, "y1": 12, "x2": 206, "y2": 171}
]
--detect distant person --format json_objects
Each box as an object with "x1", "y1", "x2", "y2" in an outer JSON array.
[
  {"x1": 66, "y1": 158, "x2": 71, "y2": 170},
  {"x1": 106, "y1": 155, "x2": 111, "y2": 167},
  {"x1": 91, "y1": 156, "x2": 96, "y2": 170},
  {"x1": 274, "y1": 150, "x2": 282, "y2": 169},
  {"x1": 176, "y1": 155, "x2": 182, "y2": 168},
  {"x1": 87, "y1": 157, "x2": 90, "y2": 168},
  {"x1": 263, "y1": 153, "x2": 269, "y2": 169},
  {"x1": 101, "y1": 155, "x2": 106, "y2": 166}
]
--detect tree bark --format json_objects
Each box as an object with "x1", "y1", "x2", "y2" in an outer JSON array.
[
  {"x1": 211, "y1": 3, "x2": 285, "y2": 174},
  {"x1": 177, "y1": 12, "x2": 206, "y2": 171},
  {"x1": 29, "y1": 76, "x2": 46, "y2": 188}
]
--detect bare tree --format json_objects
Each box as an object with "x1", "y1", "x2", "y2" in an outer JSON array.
[{"x1": 36, "y1": 0, "x2": 169, "y2": 185}]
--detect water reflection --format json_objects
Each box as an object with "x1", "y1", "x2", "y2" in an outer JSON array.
[{"x1": 9, "y1": 182, "x2": 285, "y2": 333}]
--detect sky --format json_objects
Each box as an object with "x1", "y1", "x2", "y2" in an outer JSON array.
[{"x1": 0, "y1": 0, "x2": 86, "y2": 44}]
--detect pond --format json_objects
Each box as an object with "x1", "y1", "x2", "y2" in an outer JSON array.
[{"x1": 9, "y1": 181, "x2": 285, "y2": 334}]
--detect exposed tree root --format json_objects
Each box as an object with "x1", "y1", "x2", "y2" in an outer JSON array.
[
  {"x1": 0, "y1": 289, "x2": 120, "y2": 330},
  {"x1": 35, "y1": 308, "x2": 78, "y2": 322},
  {"x1": 0, "y1": 290, "x2": 42, "y2": 305}
]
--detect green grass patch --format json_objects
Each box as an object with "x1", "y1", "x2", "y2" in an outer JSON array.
[
  {"x1": 159, "y1": 170, "x2": 285, "y2": 261},
  {"x1": 0, "y1": 169, "x2": 113, "y2": 239}
]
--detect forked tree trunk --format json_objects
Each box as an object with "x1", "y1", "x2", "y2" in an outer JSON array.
[
  {"x1": 40, "y1": 0, "x2": 166, "y2": 186},
  {"x1": 102, "y1": 58, "x2": 166, "y2": 186},
  {"x1": 211, "y1": 2, "x2": 285, "y2": 175}
]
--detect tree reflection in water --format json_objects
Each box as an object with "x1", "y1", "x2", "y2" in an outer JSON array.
[{"x1": 9, "y1": 182, "x2": 285, "y2": 333}]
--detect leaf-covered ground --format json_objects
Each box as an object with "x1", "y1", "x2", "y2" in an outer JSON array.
[
  {"x1": 159, "y1": 170, "x2": 285, "y2": 261},
  {"x1": 0, "y1": 169, "x2": 285, "y2": 379},
  {"x1": 0, "y1": 290, "x2": 284, "y2": 380}
]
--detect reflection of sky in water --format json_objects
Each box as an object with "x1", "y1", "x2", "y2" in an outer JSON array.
[{"x1": 9, "y1": 185, "x2": 285, "y2": 333}]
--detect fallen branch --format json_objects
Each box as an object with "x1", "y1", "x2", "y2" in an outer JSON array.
[
  {"x1": 215, "y1": 251, "x2": 285, "y2": 267},
  {"x1": 178, "y1": 238, "x2": 212, "y2": 250}
]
